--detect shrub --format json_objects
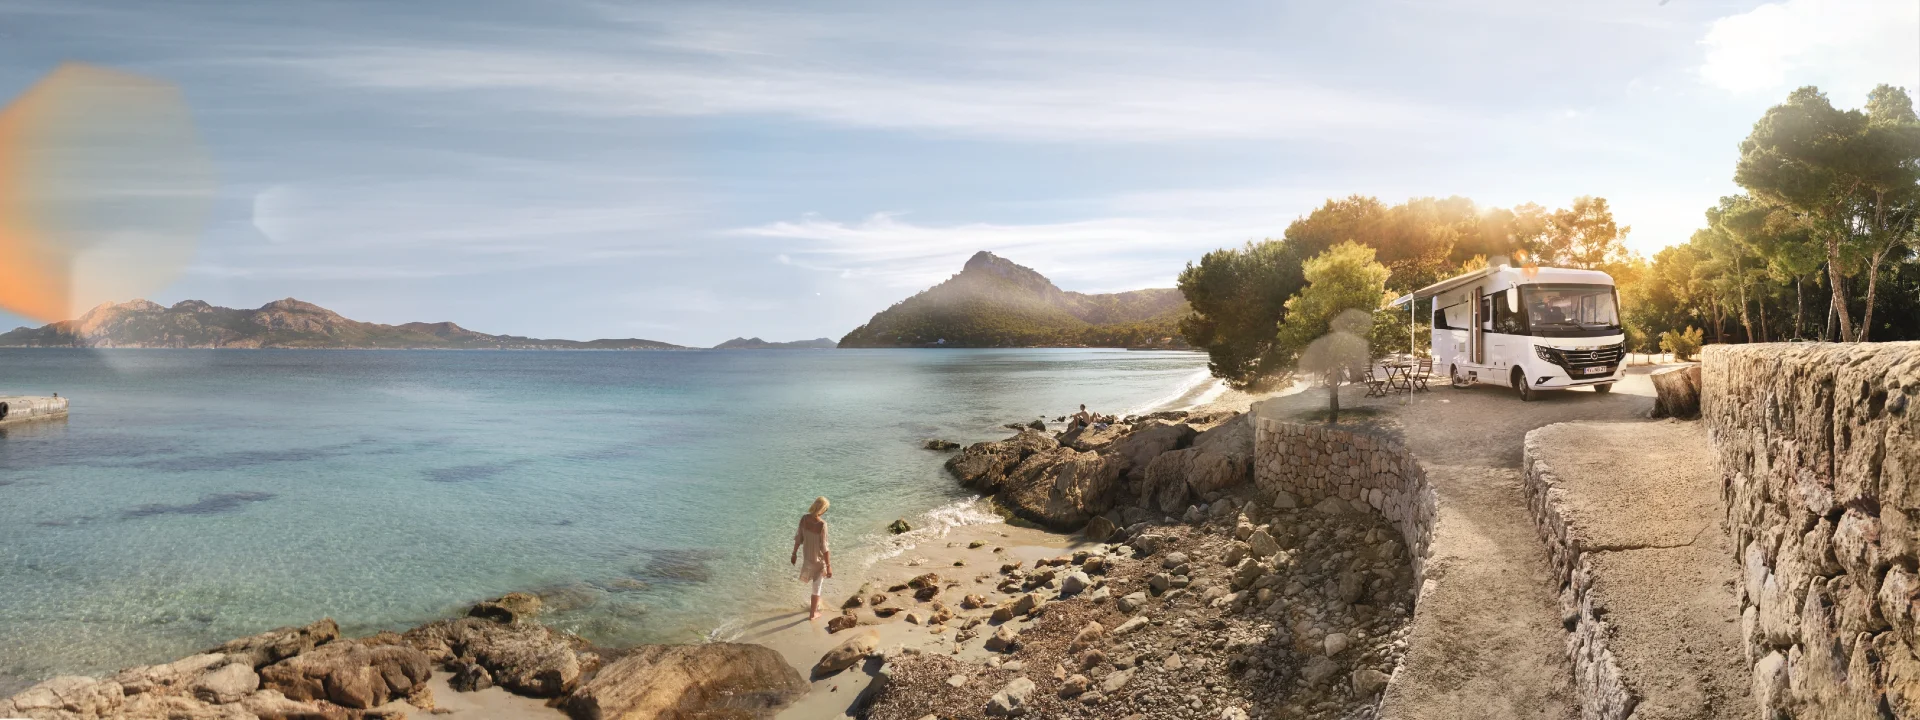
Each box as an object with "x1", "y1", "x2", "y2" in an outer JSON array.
[{"x1": 1659, "y1": 326, "x2": 1704, "y2": 361}]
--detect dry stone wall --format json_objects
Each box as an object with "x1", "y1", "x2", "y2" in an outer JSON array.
[
  {"x1": 1703, "y1": 342, "x2": 1920, "y2": 719},
  {"x1": 1250, "y1": 411, "x2": 1439, "y2": 588}
]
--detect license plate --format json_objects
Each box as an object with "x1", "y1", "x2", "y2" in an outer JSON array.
[{"x1": 1582, "y1": 366, "x2": 1609, "y2": 375}]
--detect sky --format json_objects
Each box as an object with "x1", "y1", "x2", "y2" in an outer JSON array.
[{"x1": 0, "y1": 0, "x2": 1914, "y2": 346}]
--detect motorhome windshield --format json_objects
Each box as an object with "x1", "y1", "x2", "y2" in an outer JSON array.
[{"x1": 1521, "y1": 284, "x2": 1619, "y2": 337}]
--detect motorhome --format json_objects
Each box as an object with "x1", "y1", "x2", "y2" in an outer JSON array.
[{"x1": 1391, "y1": 259, "x2": 1625, "y2": 400}]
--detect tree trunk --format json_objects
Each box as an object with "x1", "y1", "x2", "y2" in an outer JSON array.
[
  {"x1": 1650, "y1": 364, "x2": 1702, "y2": 420},
  {"x1": 1326, "y1": 372, "x2": 1339, "y2": 424},
  {"x1": 1794, "y1": 278, "x2": 1804, "y2": 340},
  {"x1": 1758, "y1": 294, "x2": 1769, "y2": 343},
  {"x1": 1826, "y1": 233, "x2": 1854, "y2": 341}
]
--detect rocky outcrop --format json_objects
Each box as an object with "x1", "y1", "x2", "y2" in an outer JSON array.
[
  {"x1": 998, "y1": 447, "x2": 1124, "y2": 529},
  {"x1": 209, "y1": 619, "x2": 341, "y2": 669},
  {"x1": 946, "y1": 431, "x2": 1058, "y2": 492},
  {"x1": 562, "y1": 643, "x2": 806, "y2": 720},
  {"x1": 1138, "y1": 413, "x2": 1253, "y2": 513},
  {"x1": 402, "y1": 617, "x2": 597, "y2": 697},
  {"x1": 1106, "y1": 421, "x2": 1196, "y2": 481},
  {"x1": 258, "y1": 641, "x2": 430, "y2": 710}
]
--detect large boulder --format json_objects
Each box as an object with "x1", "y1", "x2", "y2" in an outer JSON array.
[
  {"x1": 112, "y1": 653, "x2": 230, "y2": 695},
  {"x1": 258, "y1": 640, "x2": 431, "y2": 709},
  {"x1": 561, "y1": 643, "x2": 806, "y2": 720},
  {"x1": 1136, "y1": 413, "x2": 1252, "y2": 512},
  {"x1": 812, "y1": 630, "x2": 881, "y2": 678},
  {"x1": 998, "y1": 447, "x2": 1123, "y2": 529},
  {"x1": 945, "y1": 431, "x2": 1058, "y2": 492},
  {"x1": 1106, "y1": 421, "x2": 1196, "y2": 481},
  {"x1": 0, "y1": 676, "x2": 125, "y2": 719},
  {"x1": 403, "y1": 617, "x2": 595, "y2": 697},
  {"x1": 191, "y1": 663, "x2": 260, "y2": 704},
  {"x1": 468, "y1": 592, "x2": 543, "y2": 623},
  {"x1": 208, "y1": 619, "x2": 341, "y2": 669},
  {"x1": 1057, "y1": 422, "x2": 1127, "y2": 452}
]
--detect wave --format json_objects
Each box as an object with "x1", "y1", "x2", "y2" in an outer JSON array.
[{"x1": 1123, "y1": 369, "x2": 1216, "y2": 416}]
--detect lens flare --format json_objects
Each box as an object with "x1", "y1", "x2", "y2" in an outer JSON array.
[{"x1": 0, "y1": 63, "x2": 213, "y2": 323}]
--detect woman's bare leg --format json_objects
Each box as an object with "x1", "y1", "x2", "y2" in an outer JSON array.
[{"x1": 809, "y1": 594, "x2": 821, "y2": 620}]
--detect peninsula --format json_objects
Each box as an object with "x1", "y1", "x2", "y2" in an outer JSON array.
[{"x1": 0, "y1": 299, "x2": 687, "y2": 350}]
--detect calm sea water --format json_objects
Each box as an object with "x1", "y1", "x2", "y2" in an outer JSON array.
[{"x1": 0, "y1": 348, "x2": 1209, "y2": 692}]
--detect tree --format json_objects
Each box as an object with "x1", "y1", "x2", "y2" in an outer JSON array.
[
  {"x1": 1274, "y1": 242, "x2": 1392, "y2": 422},
  {"x1": 1177, "y1": 240, "x2": 1307, "y2": 387},
  {"x1": 1542, "y1": 196, "x2": 1632, "y2": 270}
]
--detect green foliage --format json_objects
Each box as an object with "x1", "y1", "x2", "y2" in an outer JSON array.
[
  {"x1": 1369, "y1": 308, "x2": 1430, "y2": 359},
  {"x1": 1177, "y1": 240, "x2": 1306, "y2": 387},
  {"x1": 1659, "y1": 327, "x2": 1703, "y2": 361},
  {"x1": 1274, "y1": 242, "x2": 1392, "y2": 373}
]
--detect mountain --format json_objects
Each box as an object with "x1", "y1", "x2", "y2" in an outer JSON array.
[
  {"x1": 838, "y1": 251, "x2": 1190, "y2": 348},
  {"x1": 712, "y1": 337, "x2": 838, "y2": 349},
  {"x1": 0, "y1": 299, "x2": 687, "y2": 350}
]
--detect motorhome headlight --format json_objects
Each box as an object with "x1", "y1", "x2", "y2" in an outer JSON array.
[{"x1": 1535, "y1": 346, "x2": 1556, "y2": 362}]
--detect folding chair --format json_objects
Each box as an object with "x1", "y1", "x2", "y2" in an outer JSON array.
[
  {"x1": 1412, "y1": 356, "x2": 1434, "y2": 391},
  {"x1": 1362, "y1": 366, "x2": 1388, "y2": 397}
]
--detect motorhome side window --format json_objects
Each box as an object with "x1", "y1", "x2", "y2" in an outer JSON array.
[
  {"x1": 1492, "y1": 289, "x2": 1526, "y2": 334},
  {"x1": 1434, "y1": 302, "x2": 1469, "y2": 330}
]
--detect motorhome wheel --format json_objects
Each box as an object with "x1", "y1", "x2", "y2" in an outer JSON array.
[
  {"x1": 1594, "y1": 383, "x2": 1613, "y2": 394},
  {"x1": 1512, "y1": 368, "x2": 1535, "y2": 402}
]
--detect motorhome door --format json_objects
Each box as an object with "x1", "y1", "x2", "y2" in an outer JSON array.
[{"x1": 1471, "y1": 286, "x2": 1484, "y2": 365}]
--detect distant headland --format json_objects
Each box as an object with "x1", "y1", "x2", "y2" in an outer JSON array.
[{"x1": 0, "y1": 298, "x2": 688, "y2": 350}]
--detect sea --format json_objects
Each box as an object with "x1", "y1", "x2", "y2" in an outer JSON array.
[{"x1": 0, "y1": 347, "x2": 1213, "y2": 693}]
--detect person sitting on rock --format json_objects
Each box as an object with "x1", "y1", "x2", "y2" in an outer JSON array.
[
  {"x1": 1069, "y1": 404, "x2": 1095, "y2": 430},
  {"x1": 791, "y1": 496, "x2": 834, "y2": 621}
]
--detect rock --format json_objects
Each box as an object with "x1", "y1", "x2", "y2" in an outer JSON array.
[
  {"x1": 1108, "y1": 421, "x2": 1197, "y2": 480},
  {"x1": 1230, "y1": 559, "x2": 1266, "y2": 591},
  {"x1": 1221, "y1": 708, "x2": 1250, "y2": 720},
  {"x1": 1352, "y1": 667, "x2": 1390, "y2": 696},
  {"x1": 1324, "y1": 633, "x2": 1350, "y2": 656},
  {"x1": 887, "y1": 518, "x2": 913, "y2": 534},
  {"x1": 1272, "y1": 490, "x2": 1299, "y2": 509},
  {"x1": 564, "y1": 642, "x2": 807, "y2": 720},
  {"x1": 843, "y1": 585, "x2": 871, "y2": 609},
  {"x1": 1084, "y1": 516, "x2": 1117, "y2": 542},
  {"x1": 998, "y1": 446, "x2": 1125, "y2": 529},
  {"x1": 1649, "y1": 363, "x2": 1702, "y2": 419},
  {"x1": 209, "y1": 619, "x2": 341, "y2": 669},
  {"x1": 1059, "y1": 674, "x2": 1091, "y2": 698},
  {"x1": 1183, "y1": 505, "x2": 1206, "y2": 524},
  {"x1": 1061, "y1": 572, "x2": 1092, "y2": 595},
  {"x1": 991, "y1": 606, "x2": 1015, "y2": 623},
  {"x1": 1119, "y1": 592, "x2": 1149, "y2": 613},
  {"x1": 1302, "y1": 656, "x2": 1338, "y2": 687},
  {"x1": 1078, "y1": 648, "x2": 1108, "y2": 669},
  {"x1": 827, "y1": 612, "x2": 859, "y2": 633},
  {"x1": 905, "y1": 611, "x2": 927, "y2": 625},
  {"x1": 1059, "y1": 422, "x2": 1127, "y2": 452},
  {"x1": 924, "y1": 439, "x2": 961, "y2": 451},
  {"x1": 1248, "y1": 529, "x2": 1281, "y2": 557},
  {"x1": 113, "y1": 653, "x2": 231, "y2": 695},
  {"x1": 1130, "y1": 533, "x2": 1167, "y2": 555},
  {"x1": 0, "y1": 676, "x2": 125, "y2": 718},
  {"x1": 985, "y1": 677, "x2": 1036, "y2": 717},
  {"x1": 1222, "y1": 542, "x2": 1249, "y2": 567},
  {"x1": 1162, "y1": 552, "x2": 1189, "y2": 568},
  {"x1": 1068, "y1": 621, "x2": 1105, "y2": 652},
  {"x1": 1112, "y1": 617, "x2": 1149, "y2": 636},
  {"x1": 402, "y1": 618, "x2": 594, "y2": 697},
  {"x1": 960, "y1": 593, "x2": 988, "y2": 610},
  {"x1": 468, "y1": 592, "x2": 543, "y2": 624},
  {"x1": 1010, "y1": 593, "x2": 1043, "y2": 616},
  {"x1": 946, "y1": 431, "x2": 1058, "y2": 492},
  {"x1": 813, "y1": 630, "x2": 881, "y2": 677},
  {"x1": 1162, "y1": 653, "x2": 1184, "y2": 670},
  {"x1": 1100, "y1": 667, "x2": 1135, "y2": 693},
  {"x1": 448, "y1": 661, "x2": 493, "y2": 692},
  {"x1": 986, "y1": 625, "x2": 1022, "y2": 652},
  {"x1": 240, "y1": 688, "x2": 337, "y2": 720},
  {"x1": 259, "y1": 641, "x2": 431, "y2": 709},
  {"x1": 192, "y1": 663, "x2": 260, "y2": 704},
  {"x1": 1312, "y1": 497, "x2": 1353, "y2": 515}
]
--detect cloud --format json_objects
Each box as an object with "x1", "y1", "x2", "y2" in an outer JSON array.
[
  {"x1": 734, "y1": 203, "x2": 1302, "y2": 292},
  {"x1": 1699, "y1": 0, "x2": 1918, "y2": 98},
  {"x1": 266, "y1": 7, "x2": 1456, "y2": 144}
]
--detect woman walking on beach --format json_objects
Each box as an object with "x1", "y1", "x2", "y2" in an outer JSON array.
[{"x1": 791, "y1": 496, "x2": 833, "y2": 620}]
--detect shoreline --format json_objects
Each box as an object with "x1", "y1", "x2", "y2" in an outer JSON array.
[{"x1": 3, "y1": 367, "x2": 1287, "y2": 719}]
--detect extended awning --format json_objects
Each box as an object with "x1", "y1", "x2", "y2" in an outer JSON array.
[{"x1": 1389, "y1": 264, "x2": 1501, "y2": 308}]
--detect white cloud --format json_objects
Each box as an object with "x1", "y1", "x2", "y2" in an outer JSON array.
[
  {"x1": 270, "y1": 8, "x2": 1457, "y2": 144},
  {"x1": 1699, "y1": 0, "x2": 1918, "y2": 98}
]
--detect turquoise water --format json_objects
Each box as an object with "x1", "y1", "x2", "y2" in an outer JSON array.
[{"x1": 0, "y1": 348, "x2": 1209, "y2": 692}]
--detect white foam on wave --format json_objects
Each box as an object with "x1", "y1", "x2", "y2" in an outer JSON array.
[{"x1": 1124, "y1": 368, "x2": 1215, "y2": 416}]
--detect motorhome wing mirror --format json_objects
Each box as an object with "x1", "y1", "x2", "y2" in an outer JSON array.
[{"x1": 1506, "y1": 287, "x2": 1519, "y2": 310}]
